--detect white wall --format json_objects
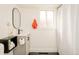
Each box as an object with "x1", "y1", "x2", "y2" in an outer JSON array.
[
  {"x1": 19, "y1": 7, "x2": 57, "y2": 52},
  {"x1": 0, "y1": 5, "x2": 19, "y2": 39}
]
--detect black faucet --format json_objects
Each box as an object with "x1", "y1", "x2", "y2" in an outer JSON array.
[{"x1": 18, "y1": 29, "x2": 22, "y2": 34}]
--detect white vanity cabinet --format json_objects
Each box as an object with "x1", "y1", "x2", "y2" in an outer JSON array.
[
  {"x1": 13, "y1": 36, "x2": 26, "y2": 55},
  {"x1": 13, "y1": 36, "x2": 30, "y2": 55}
]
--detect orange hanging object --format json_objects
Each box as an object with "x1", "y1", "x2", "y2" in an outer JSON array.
[{"x1": 32, "y1": 18, "x2": 38, "y2": 29}]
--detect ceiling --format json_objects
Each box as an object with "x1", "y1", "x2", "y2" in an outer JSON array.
[{"x1": 17, "y1": 4, "x2": 60, "y2": 9}]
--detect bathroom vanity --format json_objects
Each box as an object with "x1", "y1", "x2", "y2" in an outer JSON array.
[
  {"x1": 0, "y1": 35, "x2": 30, "y2": 55},
  {"x1": 0, "y1": 36, "x2": 17, "y2": 53}
]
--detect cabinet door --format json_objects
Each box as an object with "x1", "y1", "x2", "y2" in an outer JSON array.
[{"x1": 13, "y1": 36, "x2": 26, "y2": 55}]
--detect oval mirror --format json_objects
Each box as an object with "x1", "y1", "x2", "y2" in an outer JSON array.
[{"x1": 12, "y1": 8, "x2": 21, "y2": 29}]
